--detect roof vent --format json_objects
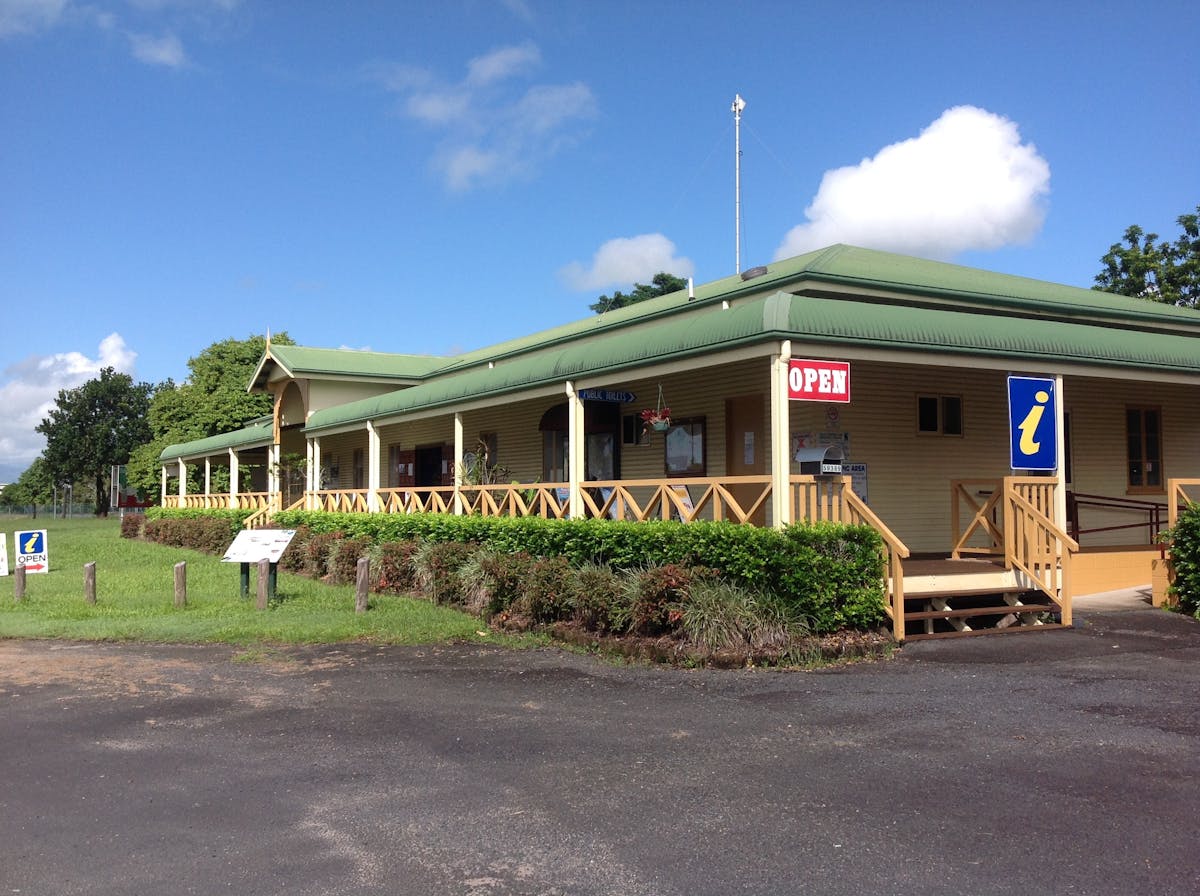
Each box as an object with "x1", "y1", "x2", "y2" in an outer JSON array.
[{"x1": 740, "y1": 265, "x2": 768, "y2": 281}]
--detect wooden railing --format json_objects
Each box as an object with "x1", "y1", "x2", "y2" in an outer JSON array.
[
  {"x1": 1004, "y1": 486, "x2": 1077, "y2": 625},
  {"x1": 951, "y1": 478, "x2": 1004, "y2": 558},
  {"x1": 1168, "y1": 478, "x2": 1200, "y2": 530},
  {"x1": 234, "y1": 492, "x2": 274, "y2": 511},
  {"x1": 836, "y1": 482, "x2": 910, "y2": 642},
  {"x1": 242, "y1": 494, "x2": 284, "y2": 530},
  {"x1": 460, "y1": 483, "x2": 570, "y2": 519},
  {"x1": 577, "y1": 475, "x2": 772, "y2": 523},
  {"x1": 952, "y1": 477, "x2": 1075, "y2": 622},
  {"x1": 306, "y1": 489, "x2": 371, "y2": 513},
  {"x1": 377, "y1": 487, "x2": 456, "y2": 515}
]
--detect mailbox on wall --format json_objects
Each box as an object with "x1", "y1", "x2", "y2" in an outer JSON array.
[{"x1": 795, "y1": 445, "x2": 845, "y2": 477}]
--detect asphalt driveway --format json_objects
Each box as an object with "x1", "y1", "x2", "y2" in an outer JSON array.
[{"x1": 2, "y1": 607, "x2": 1198, "y2": 896}]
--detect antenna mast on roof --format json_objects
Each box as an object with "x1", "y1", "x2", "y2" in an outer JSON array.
[{"x1": 732, "y1": 93, "x2": 746, "y2": 275}]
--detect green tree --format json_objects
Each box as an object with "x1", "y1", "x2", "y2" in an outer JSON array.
[
  {"x1": 1094, "y1": 205, "x2": 1200, "y2": 307},
  {"x1": 36, "y1": 368, "x2": 153, "y2": 517},
  {"x1": 125, "y1": 332, "x2": 293, "y2": 499},
  {"x1": 590, "y1": 272, "x2": 689, "y2": 314},
  {"x1": 0, "y1": 458, "x2": 54, "y2": 517}
]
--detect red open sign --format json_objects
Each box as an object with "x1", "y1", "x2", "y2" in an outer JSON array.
[{"x1": 788, "y1": 359, "x2": 850, "y2": 403}]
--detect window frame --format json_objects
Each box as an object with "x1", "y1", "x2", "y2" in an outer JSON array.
[
  {"x1": 663, "y1": 416, "x2": 707, "y2": 478},
  {"x1": 1125, "y1": 405, "x2": 1164, "y2": 494},
  {"x1": 916, "y1": 394, "x2": 964, "y2": 437}
]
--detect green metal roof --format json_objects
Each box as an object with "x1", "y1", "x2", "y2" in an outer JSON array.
[
  {"x1": 162, "y1": 244, "x2": 1200, "y2": 457},
  {"x1": 159, "y1": 419, "x2": 274, "y2": 463},
  {"x1": 249, "y1": 344, "x2": 446, "y2": 391},
  {"x1": 305, "y1": 288, "x2": 1200, "y2": 433},
  {"x1": 426, "y1": 244, "x2": 1200, "y2": 377}
]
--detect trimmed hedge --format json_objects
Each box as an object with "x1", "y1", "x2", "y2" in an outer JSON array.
[
  {"x1": 1168, "y1": 504, "x2": 1200, "y2": 616},
  {"x1": 272, "y1": 511, "x2": 887, "y2": 633}
]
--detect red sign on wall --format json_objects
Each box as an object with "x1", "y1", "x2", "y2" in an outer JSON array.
[{"x1": 788, "y1": 359, "x2": 851, "y2": 403}]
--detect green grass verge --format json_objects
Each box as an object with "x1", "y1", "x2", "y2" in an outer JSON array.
[{"x1": 0, "y1": 516, "x2": 490, "y2": 646}]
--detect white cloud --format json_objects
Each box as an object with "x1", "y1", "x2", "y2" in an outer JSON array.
[
  {"x1": 128, "y1": 30, "x2": 186, "y2": 67},
  {"x1": 774, "y1": 105, "x2": 1051, "y2": 261},
  {"x1": 0, "y1": 334, "x2": 138, "y2": 475},
  {"x1": 465, "y1": 42, "x2": 539, "y2": 87},
  {"x1": 0, "y1": 0, "x2": 67, "y2": 36},
  {"x1": 560, "y1": 234, "x2": 695, "y2": 292},
  {"x1": 375, "y1": 42, "x2": 596, "y2": 192}
]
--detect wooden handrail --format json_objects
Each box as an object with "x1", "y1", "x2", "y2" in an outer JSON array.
[
  {"x1": 841, "y1": 481, "x2": 910, "y2": 642},
  {"x1": 1168, "y1": 478, "x2": 1200, "y2": 530},
  {"x1": 1003, "y1": 483, "x2": 1077, "y2": 626}
]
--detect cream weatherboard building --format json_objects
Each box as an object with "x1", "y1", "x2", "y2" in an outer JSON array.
[{"x1": 159, "y1": 245, "x2": 1200, "y2": 639}]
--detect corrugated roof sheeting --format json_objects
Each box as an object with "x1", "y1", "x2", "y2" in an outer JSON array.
[{"x1": 159, "y1": 421, "x2": 274, "y2": 462}]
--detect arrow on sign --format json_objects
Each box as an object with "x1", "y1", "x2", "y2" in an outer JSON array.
[{"x1": 21, "y1": 563, "x2": 46, "y2": 572}]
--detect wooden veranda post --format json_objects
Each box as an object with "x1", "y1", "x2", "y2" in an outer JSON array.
[{"x1": 770, "y1": 340, "x2": 792, "y2": 528}]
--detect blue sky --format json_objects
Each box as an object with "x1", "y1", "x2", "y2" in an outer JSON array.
[{"x1": 2, "y1": 0, "x2": 1198, "y2": 481}]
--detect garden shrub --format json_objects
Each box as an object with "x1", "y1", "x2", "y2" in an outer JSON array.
[
  {"x1": 521, "y1": 555, "x2": 574, "y2": 624},
  {"x1": 120, "y1": 513, "x2": 145, "y2": 539},
  {"x1": 458, "y1": 549, "x2": 535, "y2": 617},
  {"x1": 304, "y1": 531, "x2": 345, "y2": 580},
  {"x1": 278, "y1": 525, "x2": 312, "y2": 574},
  {"x1": 570, "y1": 563, "x2": 629, "y2": 634},
  {"x1": 1167, "y1": 505, "x2": 1200, "y2": 616},
  {"x1": 372, "y1": 540, "x2": 420, "y2": 595},
  {"x1": 182, "y1": 508, "x2": 889, "y2": 634},
  {"x1": 624, "y1": 564, "x2": 716, "y2": 637},
  {"x1": 329, "y1": 536, "x2": 374, "y2": 585},
  {"x1": 411, "y1": 540, "x2": 477, "y2": 606}
]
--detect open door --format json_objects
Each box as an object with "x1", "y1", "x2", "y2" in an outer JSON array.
[{"x1": 725, "y1": 394, "x2": 766, "y2": 525}]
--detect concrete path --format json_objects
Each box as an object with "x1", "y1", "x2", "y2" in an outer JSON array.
[{"x1": 2, "y1": 609, "x2": 1198, "y2": 896}]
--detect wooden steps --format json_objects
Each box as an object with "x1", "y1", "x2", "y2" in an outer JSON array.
[
  {"x1": 905, "y1": 623, "x2": 1070, "y2": 642},
  {"x1": 903, "y1": 586, "x2": 1062, "y2": 641}
]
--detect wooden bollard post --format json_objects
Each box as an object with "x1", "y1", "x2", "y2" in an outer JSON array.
[
  {"x1": 14, "y1": 565, "x2": 25, "y2": 602},
  {"x1": 84, "y1": 562, "x2": 97, "y2": 605},
  {"x1": 355, "y1": 557, "x2": 370, "y2": 613},
  {"x1": 174, "y1": 561, "x2": 187, "y2": 608},
  {"x1": 256, "y1": 557, "x2": 270, "y2": 610}
]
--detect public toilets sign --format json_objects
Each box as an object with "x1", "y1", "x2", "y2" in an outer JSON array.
[
  {"x1": 0, "y1": 533, "x2": 8, "y2": 577},
  {"x1": 1007, "y1": 376, "x2": 1057, "y2": 472},
  {"x1": 789, "y1": 359, "x2": 851, "y2": 403},
  {"x1": 14, "y1": 529, "x2": 49, "y2": 574}
]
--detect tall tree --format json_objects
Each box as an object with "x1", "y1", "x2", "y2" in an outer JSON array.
[
  {"x1": 1094, "y1": 205, "x2": 1200, "y2": 307},
  {"x1": 590, "y1": 273, "x2": 689, "y2": 314},
  {"x1": 125, "y1": 332, "x2": 293, "y2": 499},
  {"x1": 0, "y1": 458, "x2": 54, "y2": 518},
  {"x1": 36, "y1": 368, "x2": 153, "y2": 516}
]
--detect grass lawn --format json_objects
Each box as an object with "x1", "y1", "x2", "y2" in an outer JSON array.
[{"x1": 0, "y1": 516, "x2": 491, "y2": 646}]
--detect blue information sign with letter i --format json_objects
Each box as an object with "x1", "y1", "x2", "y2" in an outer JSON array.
[{"x1": 1007, "y1": 376, "x2": 1057, "y2": 471}]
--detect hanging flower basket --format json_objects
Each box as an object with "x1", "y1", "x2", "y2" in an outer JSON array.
[{"x1": 641, "y1": 406, "x2": 671, "y2": 433}]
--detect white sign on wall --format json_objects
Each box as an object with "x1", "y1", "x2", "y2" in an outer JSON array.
[{"x1": 0, "y1": 533, "x2": 8, "y2": 577}]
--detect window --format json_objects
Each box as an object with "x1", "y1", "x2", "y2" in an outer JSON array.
[
  {"x1": 352, "y1": 447, "x2": 365, "y2": 489},
  {"x1": 1126, "y1": 406, "x2": 1163, "y2": 491},
  {"x1": 664, "y1": 417, "x2": 706, "y2": 477},
  {"x1": 917, "y1": 395, "x2": 963, "y2": 435}
]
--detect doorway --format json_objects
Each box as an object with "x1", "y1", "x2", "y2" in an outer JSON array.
[{"x1": 725, "y1": 394, "x2": 766, "y2": 525}]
